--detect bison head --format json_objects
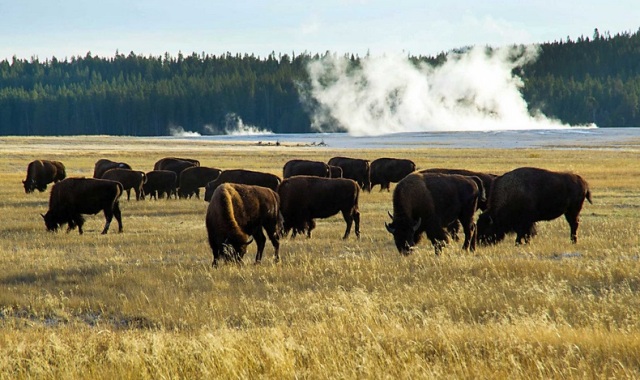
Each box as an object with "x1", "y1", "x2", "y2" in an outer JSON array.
[
  {"x1": 41, "y1": 211, "x2": 60, "y2": 231},
  {"x1": 385, "y1": 213, "x2": 421, "y2": 255},
  {"x1": 23, "y1": 179, "x2": 36, "y2": 193},
  {"x1": 476, "y1": 213, "x2": 505, "y2": 245}
]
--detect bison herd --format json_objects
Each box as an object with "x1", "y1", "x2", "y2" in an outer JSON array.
[{"x1": 24, "y1": 155, "x2": 592, "y2": 266}]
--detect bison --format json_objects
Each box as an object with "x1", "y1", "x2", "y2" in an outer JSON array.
[
  {"x1": 329, "y1": 165, "x2": 343, "y2": 178},
  {"x1": 370, "y1": 158, "x2": 416, "y2": 192},
  {"x1": 93, "y1": 159, "x2": 132, "y2": 179},
  {"x1": 283, "y1": 159, "x2": 330, "y2": 178},
  {"x1": 23, "y1": 160, "x2": 66, "y2": 193},
  {"x1": 101, "y1": 168, "x2": 147, "y2": 201},
  {"x1": 420, "y1": 168, "x2": 497, "y2": 211},
  {"x1": 42, "y1": 178, "x2": 124, "y2": 235},
  {"x1": 206, "y1": 183, "x2": 282, "y2": 266},
  {"x1": 385, "y1": 172, "x2": 484, "y2": 255},
  {"x1": 153, "y1": 157, "x2": 200, "y2": 171},
  {"x1": 204, "y1": 169, "x2": 281, "y2": 202},
  {"x1": 328, "y1": 156, "x2": 372, "y2": 192},
  {"x1": 178, "y1": 166, "x2": 222, "y2": 199},
  {"x1": 477, "y1": 167, "x2": 592, "y2": 245},
  {"x1": 143, "y1": 170, "x2": 177, "y2": 200},
  {"x1": 278, "y1": 176, "x2": 360, "y2": 239}
]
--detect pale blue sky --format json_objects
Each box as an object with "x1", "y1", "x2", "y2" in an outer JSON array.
[{"x1": 1, "y1": 1, "x2": 639, "y2": 61}]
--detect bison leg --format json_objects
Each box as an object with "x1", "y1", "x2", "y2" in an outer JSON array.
[
  {"x1": 253, "y1": 229, "x2": 267, "y2": 264},
  {"x1": 306, "y1": 219, "x2": 316, "y2": 238},
  {"x1": 565, "y1": 210, "x2": 581, "y2": 244},
  {"x1": 341, "y1": 208, "x2": 360, "y2": 239},
  {"x1": 461, "y1": 222, "x2": 477, "y2": 252},
  {"x1": 353, "y1": 209, "x2": 360, "y2": 238}
]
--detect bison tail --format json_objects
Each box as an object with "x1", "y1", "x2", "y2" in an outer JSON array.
[{"x1": 586, "y1": 189, "x2": 592, "y2": 204}]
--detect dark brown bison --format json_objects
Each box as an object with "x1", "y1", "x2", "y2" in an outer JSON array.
[
  {"x1": 329, "y1": 165, "x2": 343, "y2": 178},
  {"x1": 385, "y1": 172, "x2": 483, "y2": 255},
  {"x1": 92, "y1": 159, "x2": 132, "y2": 179},
  {"x1": 153, "y1": 159, "x2": 198, "y2": 198},
  {"x1": 143, "y1": 170, "x2": 177, "y2": 200},
  {"x1": 204, "y1": 169, "x2": 281, "y2": 202},
  {"x1": 278, "y1": 176, "x2": 360, "y2": 239},
  {"x1": 206, "y1": 183, "x2": 282, "y2": 266},
  {"x1": 283, "y1": 159, "x2": 330, "y2": 178},
  {"x1": 328, "y1": 156, "x2": 372, "y2": 192},
  {"x1": 101, "y1": 168, "x2": 146, "y2": 201},
  {"x1": 420, "y1": 168, "x2": 497, "y2": 211},
  {"x1": 178, "y1": 166, "x2": 222, "y2": 199},
  {"x1": 477, "y1": 167, "x2": 592, "y2": 245},
  {"x1": 153, "y1": 157, "x2": 200, "y2": 171},
  {"x1": 42, "y1": 178, "x2": 123, "y2": 235},
  {"x1": 370, "y1": 158, "x2": 416, "y2": 192},
  {"x1": 23, "y1": 160, "x2": 66, "y2": 193}
]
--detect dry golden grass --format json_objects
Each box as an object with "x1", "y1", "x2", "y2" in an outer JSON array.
[{"x1": 1, "y1": 136, "x2": 639, "y2": 379}]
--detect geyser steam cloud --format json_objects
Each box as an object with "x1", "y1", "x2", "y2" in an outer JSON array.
[{"x1": 305, "y1": 45, "x2": 580, "y2": 136}]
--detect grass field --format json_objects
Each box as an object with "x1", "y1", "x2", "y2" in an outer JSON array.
[{"x1": 1, "y1": 136, "x2": 639, "y2": 379}]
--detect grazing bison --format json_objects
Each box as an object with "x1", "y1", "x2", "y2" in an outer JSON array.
[
  {"x1": 206, "y1": 183, "x2": 282, "y2": 266},
  {"x1": 178, "y1": 166, "x2": 222, "y2": 199},
  {"x1": 370, "y1": 158, "x2": 416, "y2": 192},
  {"x1": 93, "y1": 159, "x2": 132, "y2": 179},
  {"x1": 204, "y1": 169, "x2": 281, "y2": 202},
  {"x1": 477, "y1": 167, "x2": 592, "y2": 245},
  {"x1": 328, "y1": 156, "x2": 372, "y2": 192},
  {"x1": 42, "y1": 178, "x2": 123, "y2": 235},
  {"x1": 278, "y1": 176, "x2": 360, "y2": 239},
  {"x1": 385, "y1": 172, "x2": 483, "y2": 255},
  {"x1": 101, "y1": 168, "x2": 147, "y2": 201},
  {"x1": 153, "y1": 157, "x2": 200, "y2": 171},
  {"x1": 329, "y1": 165, "x2": 343, "y2": 178},
  {"x1": 420, "y1": 168, "x2": 497, "y2": 211},
  {"x1": 143, "y1": 170, "x2": 177, "y2": 200},
  {"x1": 283, "y1": 159, "x2": 330, "y2": 178},
  {"x1": 23, "y1": 160, "x2": 66, "y2": 193},
  {"x1": 153, "y1": 159, "x2": 198, "y2": 198}
]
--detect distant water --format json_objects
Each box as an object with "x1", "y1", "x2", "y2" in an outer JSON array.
[{"x1": 176, "y1": 127, "x2": 640, "y2": 150}]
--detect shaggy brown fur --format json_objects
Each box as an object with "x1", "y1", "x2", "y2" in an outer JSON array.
[
  {"x1": 385, "y1": 172, "x2": 482, "y2": 255},
  {"x1": 278, "y1": 176, "x2": 360, "y2": 239},
  {"x1": 370, "y1": 158, "x2": 416, "y2": 192},
  {"x1": 92, "y1": 159, "x2": 131, "y2": 179},
  {"x1": 143, "y1": 170, "x2": 177, "y2": 200},
  {"x1": 178, "y1": 166, "x2": 222, "y2": 199},
  {"x1": 206, "y1": 183, "x2": 282, "y2": 266},
  {"x1": 328, "y1": 156, "x2": 372, "y2": 192},
  {"x1": 101, "y1": 168, "x2": 147, "y2": 201},
  {"x1": 204, "y1": 169, "x2": 281, "y2": 202},
  {"x1": 283, "y1": 159, "x2": 330, "y2": 178},
  {"x1": 23, "y1": 159, "x2": 66, "y2": 193}
]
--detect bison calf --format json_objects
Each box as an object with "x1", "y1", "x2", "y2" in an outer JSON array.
[
  {"x1": 206, "y1": 183, "x2": 282, "y2": 266},
  {"x1": 42, "y1": 178, "x2": 124, "y2": 234},
  {"x1": 278, "y1": 176, "x2": 360, "y2": 239},
  {"x1": 477, "y1": 167, "x2": 592, "y2": 245}
]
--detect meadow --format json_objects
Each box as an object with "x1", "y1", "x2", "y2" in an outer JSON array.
[{"x1": 1, "y1": 135, "x2": 639, "y2": 379}]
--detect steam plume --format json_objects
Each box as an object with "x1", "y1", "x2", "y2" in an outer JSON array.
[{"x1": 305, "y1": 45, "x2": 581, "y2": 136}]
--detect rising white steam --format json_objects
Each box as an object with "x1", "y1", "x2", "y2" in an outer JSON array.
[
  {"x1": 223, "y1": 113, "x2": 273, "y2": 135},
  {"x1": 306, "y1": 45, "x2": 579, "y2": 136},
  {"x1": 169, "y1": 125, "x2": 201, "y2": 137}
]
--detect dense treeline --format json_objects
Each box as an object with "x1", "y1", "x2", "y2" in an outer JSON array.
[{"x1": 1, "y1": 28, "x2": 639, "y2": 136}]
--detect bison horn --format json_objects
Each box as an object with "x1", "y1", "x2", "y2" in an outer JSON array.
[
  {"x1": 412, "y1": 217, "x2": 422, "y2": 232},
  {"x1": 40, "y1": 213, "x2": 45, "y2": 219},
  {"x1": 387, "y1": 211, "x2": 394, "y2": 220},
  {"x1": 243, "y1": 237, "x2": 254, "y2": 246},
  {"x1": 384, "y1": 222, "x2": 395, "y2": 234}
]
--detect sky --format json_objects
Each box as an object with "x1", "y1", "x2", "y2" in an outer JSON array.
[{"x1": 1, "y1": 1, "x2": 639, "y2": 61}]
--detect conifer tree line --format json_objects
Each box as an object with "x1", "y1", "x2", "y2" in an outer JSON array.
[{"x1": 1, "y1": 28, "x2": 639, "y2": 136}]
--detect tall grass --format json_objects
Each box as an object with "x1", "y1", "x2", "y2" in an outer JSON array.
[{"x1": 0, "y1": 136, "x2": 639, "y2": 379}]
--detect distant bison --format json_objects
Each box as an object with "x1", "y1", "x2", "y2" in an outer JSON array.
[
  {"x1": 143, "y1": 170, "x2": 177, "y2": 200},
  {"x1": 204, "y1": 169, "x2": 281, "y2": 202},
  {"x1": 153, "y1": 157, "x2": 200, "y2": 171},
  {"x1": 283, "y1": 159, "x2": 330, "y2": 178},
  {"x1": 23, "y1": 160, "x2": 66, "y2": 193},
  {"x1": 92, "y1": 159, "x2": 132, "y2": 179},
  {"x1": 477, "y1": 167, "x2": 592, "y2": 245},
  {"x1": 278, "y1": 176, "x2": 360, "y2": 239},
  {"x1": 101, "y1": 168, "x2": 147, "y2": 201},
  {"x1": 370, "y1": 158, "x2": 416, "y2": 192},
  {"x1": 206, "y1": 183, "x2": 282, "y2": 266},
  {"x1": 42, "y1": 178, "x2": 123, "y2": 234},
  {"x1": 385, "y1": 172, "x2": 483, "y2": 255},
  {"x1": 328, "y1": 156, "x2": 371, "y2": 192},
  {"x1": 178, "y1": 166, "x2": 222, "y2": 199},
  {"x1": 329, "y1": 165, "x2": 343, "y2": 178}
]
